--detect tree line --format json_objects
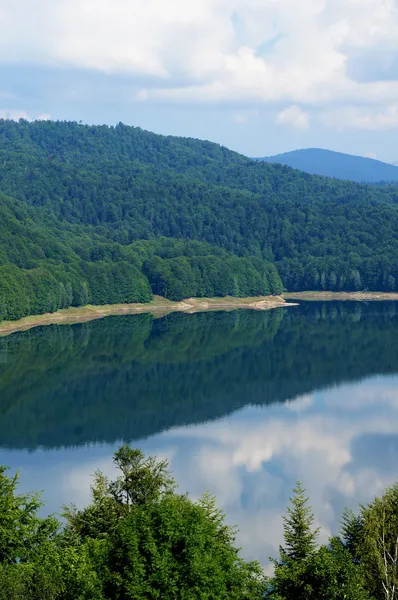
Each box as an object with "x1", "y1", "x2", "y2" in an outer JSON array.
[{"x1": 0, "y1": 445, "x2": 396, "y2": 599}]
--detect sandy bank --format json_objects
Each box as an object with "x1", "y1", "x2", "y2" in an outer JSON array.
[{"x1": 0, "y1": 295, "x2": 294, "y2": 337}]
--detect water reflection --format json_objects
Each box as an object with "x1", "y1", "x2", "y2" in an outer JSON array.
[{"x1": 0, "y1": 302, "x2": 397, "y2": 564}]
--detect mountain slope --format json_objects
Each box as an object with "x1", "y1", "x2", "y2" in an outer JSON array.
[
  {"x1": 257, "y1": 148, "x2": 398, "y2": 183},
  {"x1": 0, "y1": 119, "x2": 397, "y2": 319}
]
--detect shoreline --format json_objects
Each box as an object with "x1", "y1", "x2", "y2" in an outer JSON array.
[
  {"x1": 2, "y1": 291, "x2": 397, "y2": 337},
  {"x1": 283, "y1": 291, "x2": 398, "y2": 301},
  {"x1": 0, "y1": 295, "x2": 293, "y2": 337}
]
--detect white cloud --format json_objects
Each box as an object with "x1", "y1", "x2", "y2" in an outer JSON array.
[
  {"x1": 276, "y1": 105, "x2": 310, "y2": 130},
  {"x1": 1, "y1": 1, "x2": 398, "y2": 129},
  {"x1": 152, "y1": 378, "x2": 398, "y2": 562}
]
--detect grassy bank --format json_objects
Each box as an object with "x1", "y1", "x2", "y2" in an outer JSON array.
[
  {"x1": 0, "y1": 295, "x2": 291, "y2": 337},
  {"x1": 284, "y1": 291, "x2": 398, "y2": 301}
]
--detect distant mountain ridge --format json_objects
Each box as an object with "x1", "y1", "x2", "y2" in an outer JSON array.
[{"x1": 256, "y1": 148, "x2": 398, "y2": 183}]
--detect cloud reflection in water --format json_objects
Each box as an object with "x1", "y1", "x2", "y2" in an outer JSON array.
[{"x1": 2, "y1": 374, "x2": 397, "y2": 566}]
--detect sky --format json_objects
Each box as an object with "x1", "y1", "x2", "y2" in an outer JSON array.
[{"x1": 1, "y1": 0, "x2": 398, "y2": 162}]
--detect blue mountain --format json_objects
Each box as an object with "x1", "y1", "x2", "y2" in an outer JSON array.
[{"x1": 256, "y1": 148, "x2": 398, "y2": 183}]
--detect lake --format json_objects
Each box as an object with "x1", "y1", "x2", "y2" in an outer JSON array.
[{"x1": 0, "y1": 301, "x2": 397, "y2": 566}]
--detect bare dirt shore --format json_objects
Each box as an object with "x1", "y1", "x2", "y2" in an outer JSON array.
[
  {"x1": 283, "y1": 291, "x2": 398, "y2": 301},
  {"x1": 0, "y1": 295, "x2": 295, "y2": 337}
]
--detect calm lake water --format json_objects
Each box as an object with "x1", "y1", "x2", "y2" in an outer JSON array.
[{"x1": 0, "y1": 301, "x2": 398, "y2": 565}]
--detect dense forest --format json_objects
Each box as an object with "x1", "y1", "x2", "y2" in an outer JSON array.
[
  {"x1": 0, "y1": 192, "x2": 282, "y2": 321},
  {"x1": 0, "y1": 444, "x2": 396, "y2": 599},
  {"x1": 0, "y1": 119, "x2": 397, "y2": 321},
  {"x1": 0, "y1": 302, "x2": 397, "y2": 449}
]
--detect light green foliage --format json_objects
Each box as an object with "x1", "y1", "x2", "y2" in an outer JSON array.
[
  {"x1": 63, "y1": 471, "x2": 122, "y2": 541},
  {"x1": 64, "y1": 447, "x2": 176, "y2": 541},
  {"x1": 0, "y1": 466, "x2": 103, "y2": 599},
  {"x1": 0, "y1": 539, "x2": 105, "y2": 600},
  {"x1": 0, "y1": 446, "x2": 267, "y2": 599},
  {"x1": 0, "y1": 466, "x2": 58, "y2": 564},
  {"x1": 345, "y1": 483, "x2": 398, "y2": 600}
]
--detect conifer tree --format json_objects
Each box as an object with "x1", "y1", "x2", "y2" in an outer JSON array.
[
  {"x1": 267, "y1": 483, "x2": 320, "y2": 600},
  {"x1": 280, "y1": 481, "x2": 319, "y2": 563}
]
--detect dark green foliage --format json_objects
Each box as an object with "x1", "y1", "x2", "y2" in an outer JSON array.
[
  {"x1": 0, "y1": 191, "x2": 155, "y2": 320},
  {"x1": 340, "y1": 508, "x2": 364, "y2": 564},
  {"x1": 143, "y1": 253, "x2": 280, "y2": 300},
  {"x1": 82, "y1": 261, "x2": 152, "y2": 305},
  {"x1": 0, "y1": 183, "x2": 282, "y2": 321},
  {"x1": 0, "y1": 119, "x2": 397, "y2": 322},
  {"x1": 0, "y1": 189, "x2": 281, "y2": 321},
  {"x1": 280, "y1": 482, "x2": 319, "y2": 563},
  {"x1": 268, "y1": 483, "x2": 319, "y2": 599}
]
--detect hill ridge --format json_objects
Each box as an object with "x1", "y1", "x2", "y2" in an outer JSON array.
[{"x1": 256, "y1": 147, "x2": 398, "y2": 183}]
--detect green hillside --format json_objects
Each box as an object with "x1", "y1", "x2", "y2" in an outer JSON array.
[
  {"x1": 0, "y1": 190, "x2": 281, "y2": 322},
  {"x1": 0, "y1": 119, "x2": 397, "y2": 321}
]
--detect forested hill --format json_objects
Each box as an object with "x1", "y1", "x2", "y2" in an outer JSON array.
[
  {"x1": 0, "y1": 119, "x2": 398, "y2": 322},
  {"x1": 0, "y1": 191, "x2": 281, "y2": 322},
  {"x1": 257, "y1": 148, "x2": 398, "y2": 183}
]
